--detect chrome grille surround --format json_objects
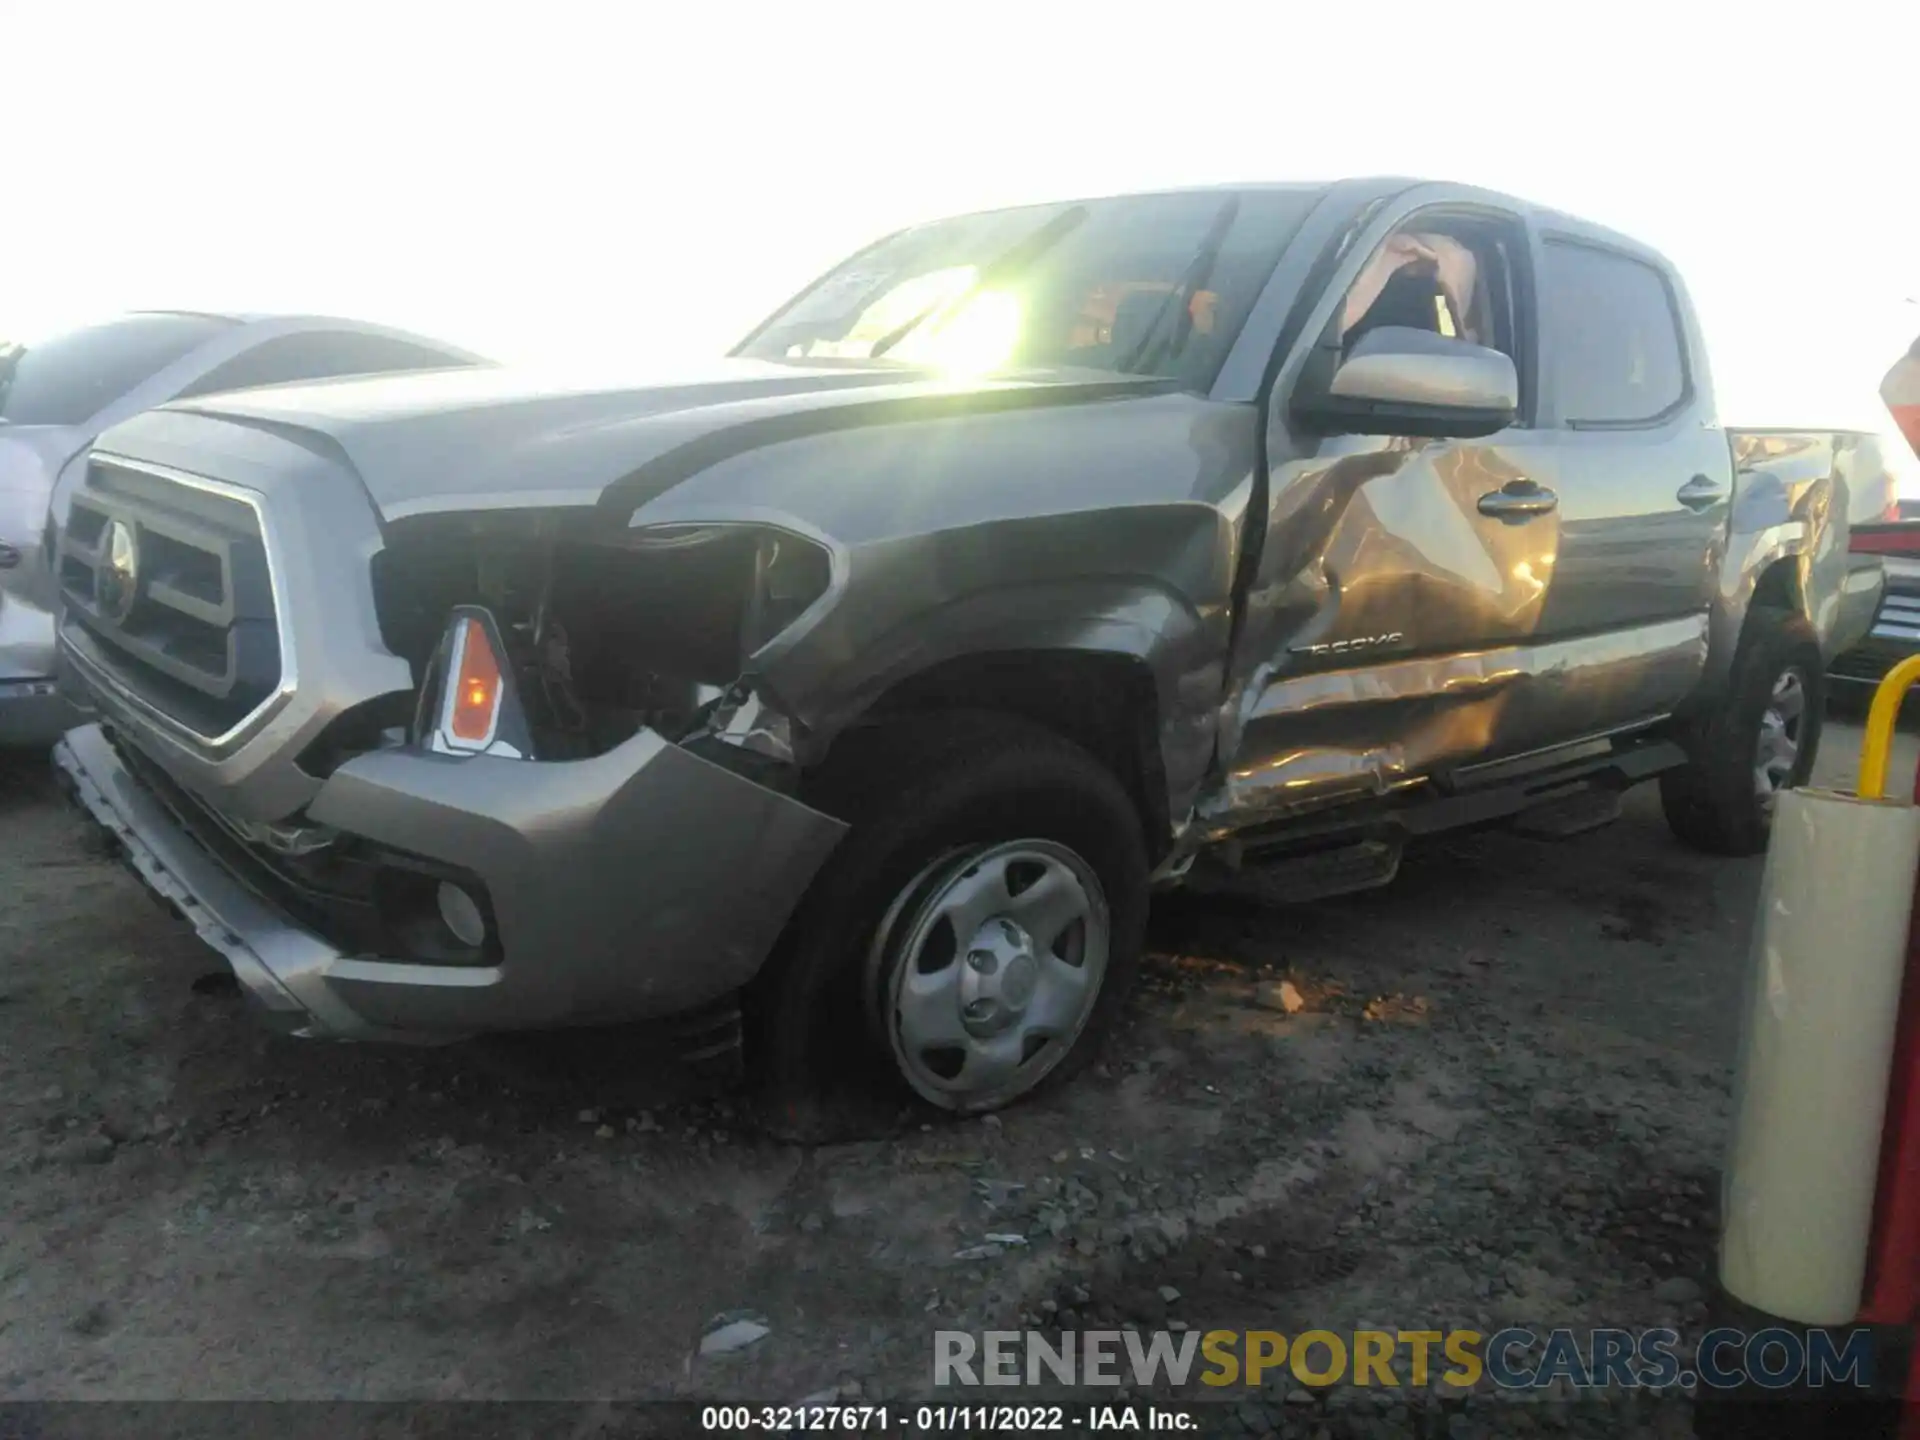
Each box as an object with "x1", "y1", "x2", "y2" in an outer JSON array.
[{"x1": 56, "y1": 453, "x2": 298, "y2": 753}]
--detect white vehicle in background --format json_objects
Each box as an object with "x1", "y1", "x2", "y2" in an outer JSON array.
[{"x1": 0, "y1": 312, "x2": 487, "y2": 745}]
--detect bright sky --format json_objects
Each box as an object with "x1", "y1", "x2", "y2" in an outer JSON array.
[{"x1": 6, "y1": 1, "x2": 1917, "y2": 429}]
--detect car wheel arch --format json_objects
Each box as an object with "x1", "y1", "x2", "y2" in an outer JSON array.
[{"x1": 806, "y1": 648, "x2": 1174, "y2": 864}]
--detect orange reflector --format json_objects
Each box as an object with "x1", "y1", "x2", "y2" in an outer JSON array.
[{"x1": 448, "y1": 618, "x2": 502, "y2": 744}]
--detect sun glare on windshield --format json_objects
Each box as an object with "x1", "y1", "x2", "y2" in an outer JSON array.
[{"x1": 890, "y1": 290, "x2": 1025, "y2": 376}]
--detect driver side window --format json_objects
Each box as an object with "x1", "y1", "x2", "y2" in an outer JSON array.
[
  {"x1": 1326, "y1": 213, "x2": 1531, "y2": 425},
  {"x1": 1338, "y1": 221, "x2": 1519, "y2": 363}
]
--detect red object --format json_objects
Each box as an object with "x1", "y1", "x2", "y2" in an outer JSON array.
[
  {"x1": 1865, "y1": 770, "x2": 1920, "y2": 1438},
  {"x1": 1852, "y1": 526, "x2": 1920, "y2": 556},
  {"x1": 1853, "y1": 331, "x2": 1920, "y2": 1432},
  {"x1": 1893, "y1": 402, "x2": 1920, "y2": 461},
  {"x1": 1885, "y1": 336, "x2": 1920, "y2": 461},
  {"x1": 1863, "y1": 761, "x2": 1920, "y2": 1328}
]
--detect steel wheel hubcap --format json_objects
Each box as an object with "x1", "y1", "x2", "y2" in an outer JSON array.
[
  {"x1": 871, "y1": 839, "x2": 1109, "y2": 1111},
  {"x1": 1754, "y1": 668, "x2": 1806, "y2": 809}
]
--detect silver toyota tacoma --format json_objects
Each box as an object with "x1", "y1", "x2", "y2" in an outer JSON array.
[{"x1": 45, "y1": 179, "x2": 1897, "y2": 1115}]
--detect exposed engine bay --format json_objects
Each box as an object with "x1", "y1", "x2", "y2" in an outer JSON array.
[{"x1": 341, "y1": 510, "x2": 832, "y2": 770}]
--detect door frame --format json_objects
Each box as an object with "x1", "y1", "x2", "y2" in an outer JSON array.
[
  {"x1": 1207, "y1": 185, "x2": 1548, "y2": 750},
  {"x1": 1210, "y1": 183, "x2": 1547, "y2": 664}
]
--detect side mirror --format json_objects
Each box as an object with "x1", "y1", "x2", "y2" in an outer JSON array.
[{"x1": 1296, "y1": 325, "x2": 1518, "y2": 439}]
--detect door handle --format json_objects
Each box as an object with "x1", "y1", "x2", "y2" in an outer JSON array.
[
  {"x1": 1477, "y1": 482, "x2": 1559, "y2": 522},
  {"x1": 1676, "y1": 473, "x2": 1728, "y2": 511}
]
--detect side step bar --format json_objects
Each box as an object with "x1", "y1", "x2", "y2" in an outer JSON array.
[
  {"x1": 1406, "y1": 734, "x2": 1685, "y2": 833},
  {"x1": 1508, "y1": 786, "x2": 1624, "y2": 839},
  {"x1": 1186, "y1": 838, "x2": 1402, "y2": 905},
  {"x1": 1187, "y1": 735, "x2": 1686, "y2": 906}
]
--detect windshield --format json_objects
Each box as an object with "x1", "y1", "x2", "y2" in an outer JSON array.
[
  {"x1": 0, "y1": 313, "x2": 236, "y2": 426},
  {"x1": 737, "y1": 189, "x2": 1323, "y2": 389}
]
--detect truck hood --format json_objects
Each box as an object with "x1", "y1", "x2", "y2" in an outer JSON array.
[{"x1": 132, "y1": 357, "x2": 1169, "y2": 523}]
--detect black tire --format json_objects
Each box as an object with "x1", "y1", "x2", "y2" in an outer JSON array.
[
  {"x1": 747, "y1": 713, "x2": 1149, "y2": 1129},
  {"x1": 1661, "y1": 607, "x2": 1824, "y2": 857}
]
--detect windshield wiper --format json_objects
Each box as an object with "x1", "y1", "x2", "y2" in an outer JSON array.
[
  {"x1": 1114, "y1": 194, "x2": 1242, "y2": 377},
  {"x1": 868, "y1": 205, "x2": 1090, "y2": 361}
]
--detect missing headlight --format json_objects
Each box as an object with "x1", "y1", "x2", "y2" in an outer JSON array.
[
  {"x1": 740, "y1": 530, "x2": 833, "y2": 658},
  {"x1": 370, "y1": 514, "x2": 831, "y2": 763}
]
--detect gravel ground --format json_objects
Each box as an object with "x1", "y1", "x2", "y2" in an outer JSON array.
[{"x1": 3, "y1": 718, "x2": 1914, "y2": 1438}]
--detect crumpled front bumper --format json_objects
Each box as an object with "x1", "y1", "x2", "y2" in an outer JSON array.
[{"x1": 52, "y1": 721, "x2": 847, "y2": 1042}]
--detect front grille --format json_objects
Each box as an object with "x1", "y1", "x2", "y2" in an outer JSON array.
[
  {"x1": 57, "y1": 457, "x2": 283, "y2": 738},
  {"x1": 107, "y1": 729, "x2": 384, "y2": 948}
]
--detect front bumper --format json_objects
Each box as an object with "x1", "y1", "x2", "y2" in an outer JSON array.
[{"x1": 53, "y1": 721, "x2": 846, "y2": 1042}]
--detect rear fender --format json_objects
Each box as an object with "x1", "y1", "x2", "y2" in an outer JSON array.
[{"x1": 1709, "y1": 437, "x2": 1859, "y2": 698}]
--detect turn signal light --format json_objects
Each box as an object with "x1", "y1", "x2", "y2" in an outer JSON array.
[
  {"x1": 448, "y1": 617, "x2": 502, "y2": 744},
  {"x1": 421, "y1": 605, "x2": 533, "y2": 759}
]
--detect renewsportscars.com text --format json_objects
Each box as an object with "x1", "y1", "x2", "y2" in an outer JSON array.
[{"x1": 933, "y1": 1326, "x2": 1876, "y2": 1392}]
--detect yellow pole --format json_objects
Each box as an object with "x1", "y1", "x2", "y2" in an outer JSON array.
[{"x1": 1859, "y1": 654, "x2": 1920, "y2": 800}]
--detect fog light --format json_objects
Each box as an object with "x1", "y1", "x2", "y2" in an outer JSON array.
[{"x1": 435, "y1": 882, "x2": 488, "y2": 947}]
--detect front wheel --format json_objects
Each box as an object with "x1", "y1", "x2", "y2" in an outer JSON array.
[
  {"x1": 1661, "y1": 606, "x2": 1824, "y2": 856},
  {"x1": 749, "y1": 715, "x2": 1149, "y2": 1120},
  {"x1": 870, "y1": 836, "x2": 1115, "y2": 1111}
]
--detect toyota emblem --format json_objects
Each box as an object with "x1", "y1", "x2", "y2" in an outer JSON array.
[{"x1": 96, "y1": 519, "x2": 139, "y2": 622}]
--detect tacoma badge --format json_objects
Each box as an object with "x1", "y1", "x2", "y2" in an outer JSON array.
[{"x1": 1291, "y1": 631, "x2": 1407, "y2": 659}]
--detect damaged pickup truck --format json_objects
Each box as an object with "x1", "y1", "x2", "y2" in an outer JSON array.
[{"x1": 47, "y1": 178, "x2": 1897, "y2": 1115}]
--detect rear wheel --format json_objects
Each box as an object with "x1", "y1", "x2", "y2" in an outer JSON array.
[
  {"x1": 749, "y1": 715, "x2": 1148, "y2": 1124},
  {"x1": 1661, "y1": 606, "x2": 1824, "y2": 856}
]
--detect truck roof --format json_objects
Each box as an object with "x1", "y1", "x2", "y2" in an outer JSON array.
[{"x1": 931, "y1": 178, "x2": 1675, "y2": 271}]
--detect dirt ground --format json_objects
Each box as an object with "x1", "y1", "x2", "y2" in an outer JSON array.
[{"x1": 3, "y1": 718, "x2": 1915, "y2": 1438}]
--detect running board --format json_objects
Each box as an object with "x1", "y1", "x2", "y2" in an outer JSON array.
[
  {"x1": 1508, "y1": 785, "x2": 1623, "y2": 839},
  {"x1": 1438, "y1": 731, "x2": 1684, "y2": 796},
  {"x1": 1184, "y1": 736, "x2": 1685, "y2": 905},
  {"x1": 1185, "y1": 839, "x2": 1403, "y2": 907}
]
